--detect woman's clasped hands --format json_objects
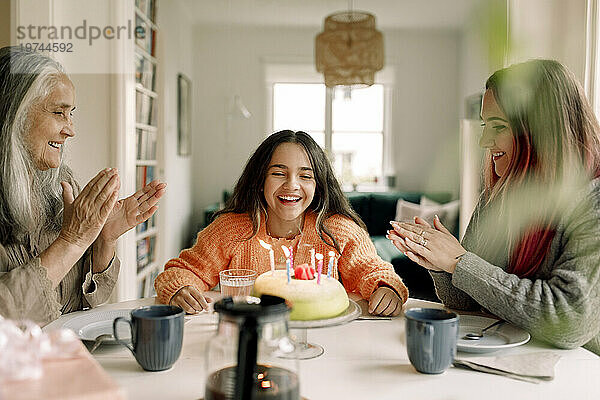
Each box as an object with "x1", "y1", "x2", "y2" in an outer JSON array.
[{"x1": 387, "y1": 216, "x2": 466, "y2": 274}]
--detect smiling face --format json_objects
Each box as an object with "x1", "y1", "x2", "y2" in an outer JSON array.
[
  {"x1": 480, "y1": 89, "x2": 515, "y2": 178},
  {"x1": 24, "y1": 75, "x2": 75, "y2": 170},
  {"x1": 263, "y1": 142, "x2": 316, "y2": 236}
]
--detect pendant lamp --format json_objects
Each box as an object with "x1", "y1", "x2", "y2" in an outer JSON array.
[{"x1": 315, "y1": 10, "x2": 384, "y2": 88}]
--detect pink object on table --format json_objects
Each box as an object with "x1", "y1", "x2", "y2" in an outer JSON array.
[{"x1": 1, "y1": 340, "x2": 125, "y2": 400}]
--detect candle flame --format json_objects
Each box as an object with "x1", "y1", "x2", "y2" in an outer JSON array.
[
  {"x1": 328, "y1": 251, "x2": 335, "y2": 257},
  {"x1": 315, "y1": 253, "x2": 323, "y2": 260},
  {"x1": 258, "y1": 239, "x2": 272, "y2": 250},
  {"x1": 281, "y1": 245, "x2": 290, "y2": 257},
  {"x1": 257, "y1": 373, "x2": 264, "y2": 379}
]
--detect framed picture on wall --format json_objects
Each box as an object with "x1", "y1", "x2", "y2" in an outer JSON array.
[{"x1": 177, "y1": 73, "x2": 191, "y2": 156}]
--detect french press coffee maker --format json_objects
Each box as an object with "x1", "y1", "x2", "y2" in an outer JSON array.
[{"x1": 205, "y1": 295, "x2": 300, "y2": 400}]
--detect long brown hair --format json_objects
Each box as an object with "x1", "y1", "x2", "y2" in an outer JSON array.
[
  {"x1": 214, "y1": 130, "x2": 366, "y2": 253},
  {"x1": 484, "y1": 60, "x2": 600, "y2": 277}
]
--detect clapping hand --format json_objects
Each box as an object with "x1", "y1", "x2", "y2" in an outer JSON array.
[
  {"x1": 59, "y1": 168, "x2": 120, "y2": 250},
  {"x1": 100, "y1": 179, "x2": 167, "y2": 242},
  {"x1": 387, "y1": 216, "x2": 466, "y2": 274}
]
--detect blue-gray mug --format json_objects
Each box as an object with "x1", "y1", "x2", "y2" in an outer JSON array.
[
  {"x1": 405, "y1": 308, "x2": 459, "y2": 374},
  {"x1": 113, "y1": 305, "x2": 184, "y2": 372}
]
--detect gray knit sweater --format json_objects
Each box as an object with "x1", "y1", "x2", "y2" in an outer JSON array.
[
  {"x1": 0, "y1": 179, "x2": 120, "y2": 326},
  {"x1": 431, "y1": 179, "x2": 600, "y2": 356}
]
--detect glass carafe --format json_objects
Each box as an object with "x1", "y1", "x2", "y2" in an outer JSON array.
[{"x1": 205, "y1": 295, "x2": 300, "y2": 400}]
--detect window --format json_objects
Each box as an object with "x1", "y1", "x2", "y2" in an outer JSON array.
[{"x1": 273, "y1": 82, "x2": 387, "y2": 188}]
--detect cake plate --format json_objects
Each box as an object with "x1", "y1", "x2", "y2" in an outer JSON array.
[{"x1": 285, "y1": 299, "x2": 360, "y2": 360}]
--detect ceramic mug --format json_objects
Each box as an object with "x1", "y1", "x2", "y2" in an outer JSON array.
[
  {"x1": 113, "y1": 305, "x2": 184, "y2": 371},
  {"x1": 405, "y1": 308, "x2": 459, "y2": 374}
]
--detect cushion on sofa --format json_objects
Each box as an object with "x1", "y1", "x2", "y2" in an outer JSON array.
[
  {"x1": 420, "y1": 196, "x2": 460, "y2": 236},
  {"x1": 395, "y1": 197, "x2": 460, "y2": 237}
]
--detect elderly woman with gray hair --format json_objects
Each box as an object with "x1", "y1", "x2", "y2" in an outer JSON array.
[{"x1": 0, "y1": 46, "x2": 166, "y2": 325}]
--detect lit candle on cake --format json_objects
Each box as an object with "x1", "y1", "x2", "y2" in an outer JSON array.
[
  {"x1": 258, "y1": 239, "x2": 275, "y2": 274},
  {"x1": 327, "y1": 251, "x2": 335, "y2": 278},
  {"x1": 315, "y1": 253, "x2": 323, "y2": 284},
  {"x1": 281, "y1": 245, "x2": 291, "y2": 283},
  {"x1": 289, "y1": 246, "x2": 294, "y2": 270}
]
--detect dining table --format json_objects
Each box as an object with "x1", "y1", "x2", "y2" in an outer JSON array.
[{"x1": 43, "y1": 292, "x2": 600, "y2": 400}]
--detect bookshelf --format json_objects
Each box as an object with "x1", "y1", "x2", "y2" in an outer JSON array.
[{"x1": 134, "y1": 0, "x2": 160, "y2": 298}]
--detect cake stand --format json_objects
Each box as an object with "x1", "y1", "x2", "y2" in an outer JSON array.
[{"x1": 285, "y1": 299, "x2": 360, "y2": 360}]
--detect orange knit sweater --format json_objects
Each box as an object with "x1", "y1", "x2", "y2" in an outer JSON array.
[{"x1": 154, "y1": 211, "x2": 409, "y2": 305}]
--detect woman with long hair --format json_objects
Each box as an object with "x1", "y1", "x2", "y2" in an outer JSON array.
[
  {"x1": 389, "y1": 59, "x2": 600, "y2": 354},
  {"x1": 155, "y1": 130, "x2": 408, "y2": 316},
  {"x1": 0, "y1": 46, "x2": 166, "y2": 325}
]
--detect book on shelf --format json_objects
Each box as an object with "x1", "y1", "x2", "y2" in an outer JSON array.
[
  {"x1": 149, "y1": 94, "x2": 157, "y2": 126},
  {"x1": 135, "y1": 0, "x2": 156, "y2": 23},
  {"x1": 136, "y1": 237, "x2": 149, "y2": 271},
  {"x1": 149, "y1": 130, "x2": 157, "y2": 159},
  {"x1": 147, "y1": 266, "x2": 160, "y2": 297},
  {"x1": 148, "y1": 0, "x2": 156, "y2": 22},
  {"x1": 136, "y1": 235, "x2": 157, "y2": 273},
  {"x1": 136, "y1": 129, "x2": 158, "y2": 161},
  {"x1": 150, "y1": 28, "x2": 156, "y2": 56},
  {"x1": 135, "y1": 51, "x2": 155, "y2": 92},
  {"x1": 135, "y1": 91, "x2": 156, "y2": 126},
  {"x1": 134, "y1": 15, "x2": 146, "y2": 51},
  {"x1": 136, "y1": 129, "x2": 144, "y2": 160},
  {"x1": 136, "y1": 213, "x2": 156, "y2": 234},
  {"x1": 136, "y1": 219, "x2": 147, "y2": 234},
  {"x1": 136, "y1": 165, "x2": 155, "y2": 190},
  {"x1": 148, "y1": 235, "x2": 156, "y2": 263},
  {"x1": 134, "y1": 52, "x2": 143, "y2": 87}
]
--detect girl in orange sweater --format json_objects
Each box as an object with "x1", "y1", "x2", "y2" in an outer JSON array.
[{"x1": 155, "y1": 130, "x2": 408, "y2": 316}]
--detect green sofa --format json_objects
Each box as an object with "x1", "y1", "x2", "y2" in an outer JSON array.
[{"x1": 346, "y1": 191, "x2": 456, "y2": 302}]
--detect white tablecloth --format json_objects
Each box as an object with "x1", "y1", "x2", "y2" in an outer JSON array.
[{"x1": 44, "y1": 295, "x2": 600, "y2": 400}]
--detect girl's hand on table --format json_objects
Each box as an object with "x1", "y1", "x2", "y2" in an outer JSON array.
[
  {"x1": 170, "y1": 286, "x2": 212, "y2": 314},
  {"x1": 389, "y1": 216, "x2": 466, "y2": 274},
  {"x1": 368, "y1": 286, "x2": 403, "y2": 317}
]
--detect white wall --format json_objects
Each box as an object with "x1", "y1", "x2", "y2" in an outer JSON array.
[
  {"x1": 156, "y1": 1, "x2": 195, "y2": 258},
  {"x1": 508, "y1": 0, "x2": 587, "y2": 82},
  {"x1": 13, "y1": 1, "x2": 114, "y2": 184},
  {"x1": 191, "y1": 25, "x2": 461, "y2": 225},
  {"x1": 65, "y1": 74, "x2": 112, "y2": 185}
]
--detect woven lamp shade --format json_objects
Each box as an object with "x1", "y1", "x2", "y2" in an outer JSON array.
[{"x1": 315, "y1": 11, "x2": 384, "y2": 88}]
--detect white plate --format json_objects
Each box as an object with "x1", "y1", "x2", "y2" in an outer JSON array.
[
  {"x1": 457, "y1": 315, "x2": 530, "y2": 353},
  {"x1": 62, "y1": 309, "x2": 133, "y2": 343}
]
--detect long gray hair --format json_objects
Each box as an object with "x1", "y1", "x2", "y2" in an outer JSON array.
[{"x1": 0, "y1": 46, "x2": 74, "y2": 245}]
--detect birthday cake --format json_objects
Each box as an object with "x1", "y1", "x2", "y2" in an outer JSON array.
[{"x1": 253, "y1": 266, "x2": 349, "y2": 321}]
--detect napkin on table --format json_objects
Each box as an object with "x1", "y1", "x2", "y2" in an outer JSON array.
[
  {"x1": 453, "y1": 351, "x2": 561, "y2": 383},
  {"x1": 1, "y1": 340, "x2": 125, "y2": 400}
]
